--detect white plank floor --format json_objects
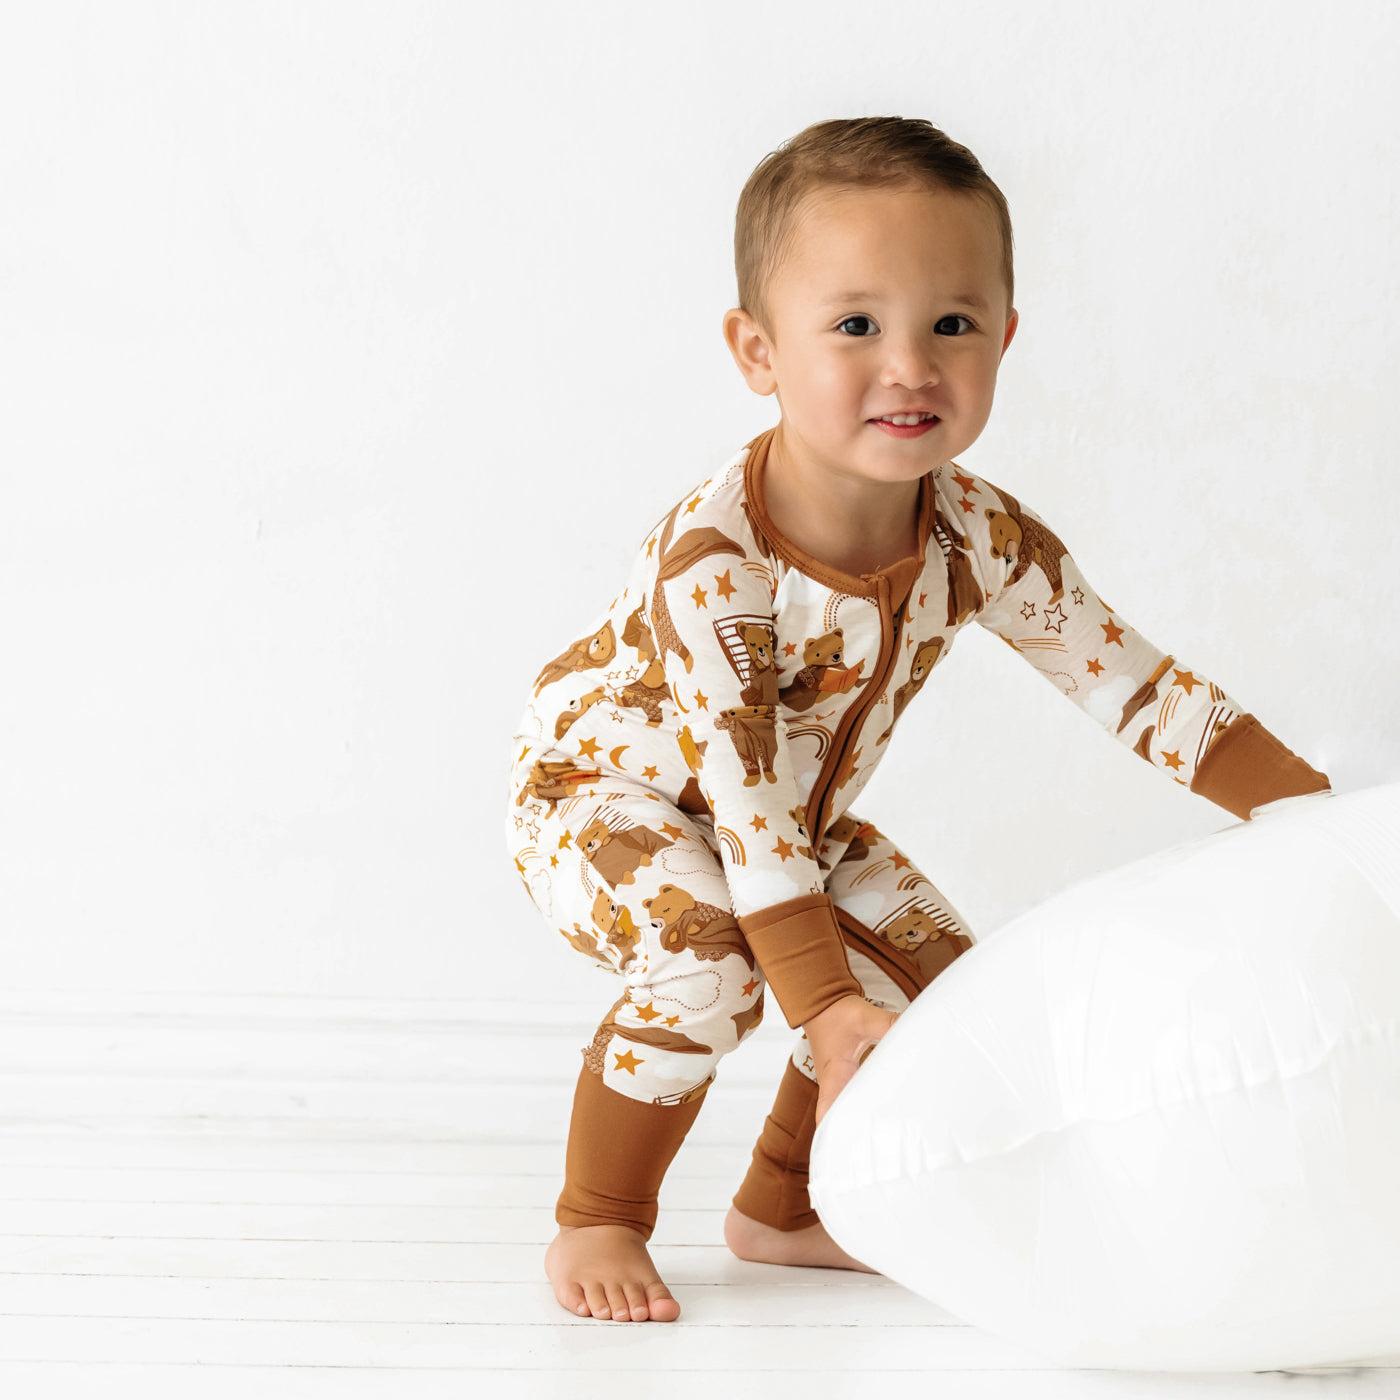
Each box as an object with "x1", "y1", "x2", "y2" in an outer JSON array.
[{"x1": 0, "y1": 990, "x2": 1395, "y2": 1400}]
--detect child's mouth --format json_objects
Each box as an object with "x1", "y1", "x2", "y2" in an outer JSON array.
[{"x1": 870, "y1": 416, "x2": 939, "y2": 438}]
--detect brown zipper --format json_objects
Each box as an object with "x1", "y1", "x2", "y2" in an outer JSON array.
[{"x1": 804, "y1": 572, "x2": 904, "y2": 848}]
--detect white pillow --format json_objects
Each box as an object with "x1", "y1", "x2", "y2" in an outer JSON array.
[{"x1": 810, "y1": 781, "x2": 1400, "y2": 1371}]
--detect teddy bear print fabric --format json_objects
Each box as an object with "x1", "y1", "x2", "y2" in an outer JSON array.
[
  {"x1": 520, "y1": 789, "x2": 974, "y2": 1104},
  {"x1": 507, "y1": 424, "x2": 1254, "y2": 1038}
]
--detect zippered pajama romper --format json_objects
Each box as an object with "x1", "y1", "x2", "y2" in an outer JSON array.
[{"x1": 505, "y1": 425, "x2": 1330, "y2": 1238}]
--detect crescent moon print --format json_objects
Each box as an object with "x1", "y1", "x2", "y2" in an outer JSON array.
[{"x1": 609, "y1": 745, "x2": 629, "y2": 769}]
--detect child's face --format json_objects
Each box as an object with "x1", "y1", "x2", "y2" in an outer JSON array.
[{"x1": 726, "y1": 184, "x2": 1018, "y2": 486}]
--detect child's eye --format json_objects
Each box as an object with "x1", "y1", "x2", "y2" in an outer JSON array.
[{"x1": 836, "y1": 314, "x2": 975, "y2": 337}]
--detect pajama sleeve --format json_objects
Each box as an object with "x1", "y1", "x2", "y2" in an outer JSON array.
[
  {"x1": 972, "y1": 488, "x2": 1331, "y2": 817},
  {"x1": 649, "y1": 516, "x2": 863, "y2": 1028}
]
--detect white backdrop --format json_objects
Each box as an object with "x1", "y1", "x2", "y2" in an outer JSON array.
[{"x1": 2, "y1": 0, "x2": 1395, "y2": 1001}]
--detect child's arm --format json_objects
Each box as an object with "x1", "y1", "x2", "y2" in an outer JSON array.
[
  {"x1": 968, "y1": 485, "x2": 1330, "y2": 818},
  {"x1": 648, "y1": 506, "x2": 865, "y2": 1030}
]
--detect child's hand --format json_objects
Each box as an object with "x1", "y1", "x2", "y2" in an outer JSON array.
[{"x1": 804, "y1": 994, "x2": 899, "y2": 1127}]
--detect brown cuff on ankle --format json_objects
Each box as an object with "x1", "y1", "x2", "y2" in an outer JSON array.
[
  {"x1": 556, "y1": 1065, "x2": 708, "y2": 1241},
  {"x1": 738, "y1": 893, "x2": 863, "y2": 1029},
  {"x1": 1189, "y1": 713, "x2": 1331, "y2": 820},
  {"x1": 731, "y1": 1059, "x2": 822, "y2": 1232}
]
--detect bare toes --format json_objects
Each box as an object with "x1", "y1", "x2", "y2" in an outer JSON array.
[
  {"x1": 582, "y1": 1281, "x2": 611, "y2": 1320},
  {"x1": 554, "y1": 1280, "x2": 588, "y2": 1318},
  {"x1": 646, "y1": 1282, "x2": 681, "y2": 1322},
  {"x1": 621, "y1": 1281, "x2": 649, "y2": 1321}
]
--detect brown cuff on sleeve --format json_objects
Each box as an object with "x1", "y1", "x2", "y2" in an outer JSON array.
[
  {"x1": 1189, "y1": 713, "x2": 1331, "y2": 821},
  {"x1": 738, "y1": 892, "x2": 863, "y2": 1029}
]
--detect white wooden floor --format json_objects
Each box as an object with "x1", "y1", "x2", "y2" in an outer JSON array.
[{"x1": 0, "y1": 990, "x2": 1395, "y2": 1400}]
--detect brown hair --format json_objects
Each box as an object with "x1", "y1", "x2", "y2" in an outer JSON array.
[{"x1": 734, "y1": 116, "x2": 1014, "y2": 342}]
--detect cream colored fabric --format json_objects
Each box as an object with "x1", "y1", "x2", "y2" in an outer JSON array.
[{"x1": 507, "y1": 424, "x2": 1318, "y2": 1025}]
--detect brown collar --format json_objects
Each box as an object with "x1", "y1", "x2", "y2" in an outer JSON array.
[{"x1": 741, "y1": 424, "x2": 933, "y2": 606}]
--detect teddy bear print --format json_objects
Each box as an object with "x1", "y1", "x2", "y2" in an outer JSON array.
[
  {"x1": 532, "y1": 621, "x2": 617, "y2": 696},
  {"x1": 878, "y1": 903, "x2": 974, "y2": 983},
  {"x1": 590, "y1": 887, "x2": 641, "y2": 968},
  {"x1": 554, "y1": 685, "x2": 607, "y2": 740},
  {"x1": 824, "y1": 813, "x2": 878, "y2": 864},
  {"x1": 713, "y1": 621, "x2": 780, "y2": 786},
  {"x1": 880, "y1": 904, "x2": 956, "y2": 952},
  {"x1": 877, "y1": 636, "x2": 944, "y2": 744},
  {"x1": 984, "y1": 489, "x2": 1071, "y2": 604},
  {"x1": 516, "y1": 757, "x2": 601, "y2": 807},
  {"x1": 616, "y1": 602, "x2": 670, "y2": 726},
  {"x1": 575, "y1": 816, "x2": 674, "y2": 886},
  {"x1": 642, "y1": 882, "x2": 755, "y2": 970},
  {"x1": 779, "y1": 628, "x2": 864, "y2": 712}
]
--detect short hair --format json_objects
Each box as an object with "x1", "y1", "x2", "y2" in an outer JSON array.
[{"x1": 734, "y1": 116, "x2": 1014, "y2": 343}]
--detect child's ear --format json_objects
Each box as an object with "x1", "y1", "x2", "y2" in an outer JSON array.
[
  {"x1": 1000, "y1": 309, "x2": 1019, "y2": 358},
  {"x1": 722, "y1": 307, "x2": 778, "y2": 397}
]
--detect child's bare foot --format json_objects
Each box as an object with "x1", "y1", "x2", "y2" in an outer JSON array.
[
  {"x1": 545, "y1": 1224, "x2": 682, "y2": 1322},
  {"x1": 723, "y1": 1204, "x2": 877, "y2": 1272}
]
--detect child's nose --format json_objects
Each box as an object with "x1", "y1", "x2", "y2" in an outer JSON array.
[{"x1": 880, "y1": 339, "x2": 943, "y2": 388}]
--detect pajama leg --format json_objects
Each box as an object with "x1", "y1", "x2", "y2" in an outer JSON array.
[
  {"x1": 517, "y1": 786, "x2": 767, "y2": 1239},
  {"x1": 731, "y1": 814, "x2": 976, "y2": 1231}
]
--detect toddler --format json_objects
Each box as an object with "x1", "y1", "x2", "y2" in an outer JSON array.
[{"x1": 504, "y1": 116, "x2": 1330, "y2": 1323}]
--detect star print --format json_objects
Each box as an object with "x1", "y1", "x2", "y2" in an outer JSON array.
[
  {"x1": 660, "y1": 822, "x2": 683, "y2": 839},
  {"x1": 1071, "y1": 587, "x2": 1084, "y2": 606},
  {"x1": 691, "y1": 584, "x2": 707, "y2": 608},
  {"x1": 684, "y1": 494, "x2": 702, "y2": 514},
  {"x1": 714, "y1": 569, "x2": 736, "y2": 601},
  {"x1": 614, "y1": 1049, "x2": 644, "y2": 1074},
  {"x1": 783, "y1": 642, "x2": 798, "y2": 656},
  {"x1": 1021, "y1": 600, "x2": 1037, "y2": 620},
  {"x1": 1162, "y1": 749, "x2": 1184, "y2": 771},
  {"x1": 526, "y1": 819, "x2": 540, "y2": 839},
  {"x1": 742, "y1": 978, "x2": 759, "y2": 997},
  {"x1": 772, "y1": 836, "x2": 795, "y2": 861},
  {"x1": 645, "y1": 537, "x2": 656, "y2": 557},
  {"x1": 513, "y1": 814, "x2": 525, "y2": 829},
  {"x1": 952, "y1": 470, "x2": 977, "y2": 494},
  {"x1": 664, "y1": 1015, "x2": 680, "y2": 1027},
  {"x1": 693, "y1": 689, "x2": 708, "y2": 710},
  {"x1": 634, "y1": 1002, "x2": 661, "y2": 1023},
  {"x1": 958, "y1": 495, "x2": 976, "y2": 514},
  {"x1": 577, "y1": 736, "x2": 601, "y2": 760},
  {"x1": 1086, "y1": 658, "x2": 1104, "y2": 676},
  {"x1": 558, "y1": 830, "x2": 572, "y2": 849},
  {"x1": 550, "y1": 854, "x2": 558, "y2": 867},
  {"x1": 1042, "y1": 603, "x2": 1068, "y2": 634},
  {"x1": 889, "y1": 851, "x2": 912, "y2": 871},
  {"x1": 1101, "y1": 619, "x2": 1125, "y2": 647},
  {"x1": 749, "y1": 814, "x2": 768, "y2": 831},
  {"x1": 642, "y1": 764, "x2": 659, "y2": 780},
  {"x1": 609, "y1": 710, "x2": 624, "y2": 723},
  {"x1": 1172, "y1": 669, "x2": 1201, "y2": 694}
]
